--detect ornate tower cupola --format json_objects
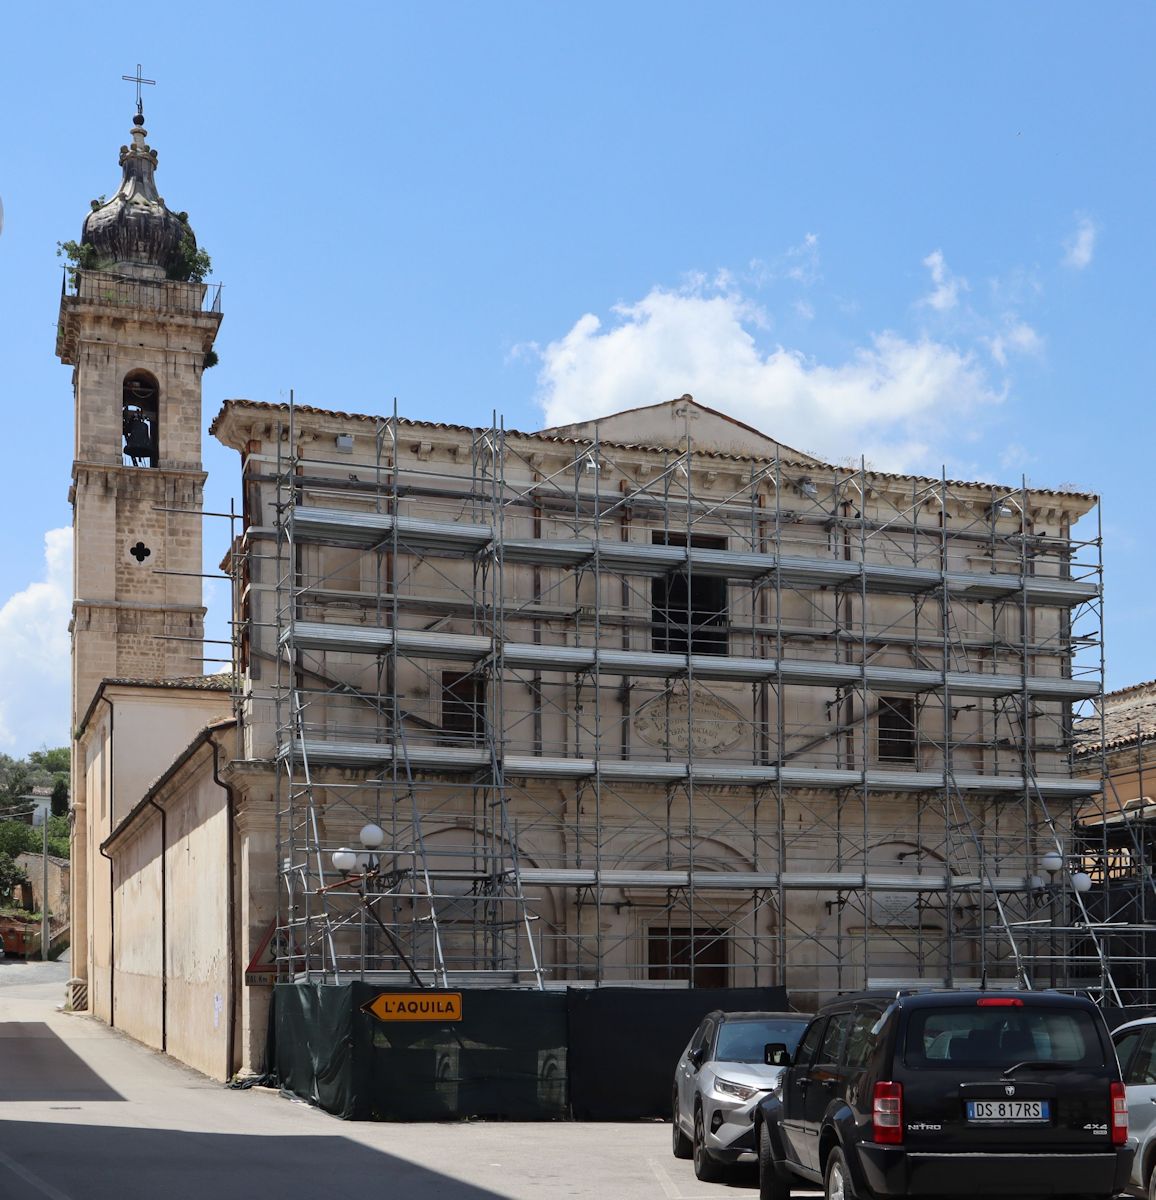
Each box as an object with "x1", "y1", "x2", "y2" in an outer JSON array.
[{"x1": 81, "y1": 113, "x2": 192, "y2": 280}]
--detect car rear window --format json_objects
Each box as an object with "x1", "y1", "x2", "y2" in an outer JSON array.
[
  {"x1": 715, "y1": 1018, "x2": 808, "y2": 1064},
  {"x1": 904, "y1": 1004, "x2": 1107, "y2": 1069}
]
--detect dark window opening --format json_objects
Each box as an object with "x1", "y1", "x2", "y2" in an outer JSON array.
[
  {"x1": 878, "y1": 696, "x2": 916, "y2": 763},
  {"x1": 122, "y1": 370, "x2": 159, "y2": 467},
  {"x1": 651, "y1": 532, "x2": 728, "y2": 655},
  {"x1": 648, "y1": 925, "x2": 728, "y2": 988},
  {"x1": 441, "y1": 671, "x2": 485, "y2": 740}
]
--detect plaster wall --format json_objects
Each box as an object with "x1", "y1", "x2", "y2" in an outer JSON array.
[
  {"x1": 79, "y1": 688, "x2": 230, "y2": 1025},
  {"x1": 100, "y1": 688, "x2": 231, "y2": 828},
  {"x1": 113, "y1": 821, "x2": 164, "y2": 1046},
  {"x1": 104, "y1": 741, "x2": 231, "y2": 1079},
  {"x1": 163, "y1": 763, "x2": 230, "y2": 1079}
]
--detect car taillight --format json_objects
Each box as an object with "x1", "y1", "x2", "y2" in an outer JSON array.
[
  {"x1": 1111, "y1": 1081, "x2": 1128, "y2": 1146},
  {"x1": 976, "y1": 997, "x2": 1024, "y2": 1006},
  {"x1": 873, "y1": 1080, "x2": 903, "y2": 1144}
]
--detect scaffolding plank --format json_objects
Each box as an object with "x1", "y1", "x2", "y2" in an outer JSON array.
[
  {"x1": 285, "y1": 738, "x2": 1099, "y2": 797},
  {"x1": 286, "y1": 507, "x2": 1098, "y2": 606},
  {"x1": 516, "y1": 868, "x2": 1033, "y2": 892},
  {"x1": 285, "y1": 622, "x2": 1098, "y2": 699}
]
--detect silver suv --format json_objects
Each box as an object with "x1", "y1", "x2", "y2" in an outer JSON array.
[
  {"x1": 673, "y1": 1009, "x2": 811, "y2": 1181},
  {"x1": 1112, "y1": 1016, "x2": 1156, "y2": 1199}
]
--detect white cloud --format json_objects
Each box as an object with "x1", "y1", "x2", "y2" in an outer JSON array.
[
  {"x1": 785, "y1": 232, "x2": 821, "y2": 284},
  {"x1": 748, "y1": 232, "x2": 821, "y2": 289},
  {"x1": 921, "y1": 249, "x2": 968, "y2": 311},
  {"x1": 0, "y1": 528, "x2": 71, "y2": 754},
  {"x1": 532, "y1": 280, "x2": 1002, "y2": 472},
  {"x1": 986, "y1": 320, "x2": 1044, "y2": 367},
  {"x1": 998, "y1": 443, "x2": 1035, "y2": 472},
  {"x1": 1063, "y1": 217, "x2": 1097, "y2": 270}
]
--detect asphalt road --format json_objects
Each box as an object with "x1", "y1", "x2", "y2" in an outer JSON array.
[{"x1": 0, "y1": 959, "x2": 774, "y2": 1199}]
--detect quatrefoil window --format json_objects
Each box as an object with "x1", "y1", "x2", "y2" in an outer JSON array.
[{"x1": 130, "y1": 541, "x2": 151, "y2": 563}]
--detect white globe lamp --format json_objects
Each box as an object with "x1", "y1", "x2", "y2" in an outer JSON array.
[
  {"x1": 360, "y1": 823, "x2": 385, "y2": 850},
  {"x1": 331, "y1": 847, "x2": 357, "y2": 873}
]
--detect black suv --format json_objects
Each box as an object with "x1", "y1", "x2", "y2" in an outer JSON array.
[{"x1": 754, "y1": 989, "x2": 1132, "y2": 1200}]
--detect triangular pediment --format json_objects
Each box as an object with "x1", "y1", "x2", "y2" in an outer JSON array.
[{"x1": 535, "y1": 396, "x2": 820, "y2": 462}]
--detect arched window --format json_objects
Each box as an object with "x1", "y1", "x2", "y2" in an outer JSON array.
[{"x1": 122, "y1": 370, "x2": 159, "y2": 467}]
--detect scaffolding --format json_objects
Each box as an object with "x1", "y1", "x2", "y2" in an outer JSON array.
[{"x1": 228, "y1": 399, "x2": 1155, "y2": 1004}]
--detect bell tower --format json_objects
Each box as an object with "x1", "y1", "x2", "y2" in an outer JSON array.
[
  {"x1": 58, "y1": 106, "x2": 221, "y2": 1008},
  {"x1": 58, "y1": 107, "x2": 221, "y2": 719}
]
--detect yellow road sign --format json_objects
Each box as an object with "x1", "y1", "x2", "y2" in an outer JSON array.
[{"x1": 361, "y1": 992, "x2": 463, "y2": 1022}]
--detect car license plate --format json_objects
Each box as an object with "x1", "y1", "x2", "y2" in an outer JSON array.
[{"x1": 966, "y1": 1100, "x2": 1049, "y2": 1122}]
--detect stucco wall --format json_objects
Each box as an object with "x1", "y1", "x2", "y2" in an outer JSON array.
[
  {"x1": 102, "y1": 731, "x2": 232, "y2": 1080},
  {"x1": 113, "y1": 821, "x2": 164, "y2": 1046},
  {"x1": 163, "y1": 764, "x2": 230, "y2": 1077}
]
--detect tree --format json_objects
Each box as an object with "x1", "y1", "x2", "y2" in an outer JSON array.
[
  {"x1": 0, "y1": 852, "x2": 26, "y2": 903},
  {"x1": 0, "y1": 757, "x2": 32, "y2": 811},
  {"x1": 51, "y1": 778, "x2": 69, "y2": 818},
  {"x1": 45, "y1": 816, "x2": 69, "y2": 860},
  {"x1": 30, "y1": 748, "x2": 69, "y2": 777},
  {"x1": 0, "y1": 821, "x2": 33, "y2": 859},
  {"x1": 0, "y1": 747, "x2": 69, "y2": 811},
  {"x1": 0, "y1": 816, "x2": 68, "y2": 863}
]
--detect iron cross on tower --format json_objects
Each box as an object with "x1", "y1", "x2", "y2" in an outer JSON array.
[{"x1": 121, "y1": 64, "x2": 156, "y2": 117}]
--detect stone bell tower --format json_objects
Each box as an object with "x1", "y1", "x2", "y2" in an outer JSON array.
[{"x1": 57, "y1": 106, "x2": 221, "y2": 1006}]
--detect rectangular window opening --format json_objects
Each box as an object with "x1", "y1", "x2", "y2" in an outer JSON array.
[
  {"x1": 878, "y1": 696, "x2": 916, "y2": 764},
  {"x1": 651, "y1": 532, "x2": 728, "y2": 655},
  {"x1": 647, "y1": 925, "x2": 729, "y2": 988},
  {"x1": 441, "y1": 671, "x2": 485, "y2": 740}
]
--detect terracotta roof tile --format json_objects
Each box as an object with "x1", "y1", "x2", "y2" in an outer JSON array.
[
  {"x1": 1074, "y1": 679, "x2": 1156, "y2": 755},
  {"x1": 103, "y1": 673, "x2": 235, "y2": 691}
]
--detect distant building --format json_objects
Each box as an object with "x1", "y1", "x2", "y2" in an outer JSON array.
[{"x1": 1074, "y1": 681, "x2": 1156, "y2": 1003}]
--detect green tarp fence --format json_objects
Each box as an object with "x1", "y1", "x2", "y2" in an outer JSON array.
[{"x1": 274, "y1": 982, "x2": 789, "y2": 1121}]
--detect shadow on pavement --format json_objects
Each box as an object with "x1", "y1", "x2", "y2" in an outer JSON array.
[
  {"x1": 0, "y1": 1123, "x2": 511, "y2": 1199},
  {"x1": 0, "y1": 1023, "x2": 124, "y2": 1102}
]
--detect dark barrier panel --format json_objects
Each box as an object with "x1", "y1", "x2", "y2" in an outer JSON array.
[
  {"x1": 275, "y1": 982, "x2": 792, "y2": 1121},
  {"x1": 566, "y1": 986, "x2": 790, "y2": 1120},
  {"x1": 354, "y1": 984, "x2": 568, "y2": 1121},
  {"x1": 275, "y1": 983, "x2": 359, "y2": 1119}
]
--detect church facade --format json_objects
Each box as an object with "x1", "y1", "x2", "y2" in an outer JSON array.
[{"x1": 65, "y1": 111, "x2": 1108, "y2": 1081}]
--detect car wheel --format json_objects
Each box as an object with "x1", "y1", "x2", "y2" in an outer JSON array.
[
  {"x1": 759, "y1": 1122, "x2": 792, "y2": 1200},
  {"x1": 824, "y1": 1147, "x2": 856, "y2": 1200},
  {"x1": 1149, "y1": 1168, "x2": 1156, "y2": 1200},
  {"x1": 672, "y1": 1089, "x2": 692, "y2": 1159},
  {"x1": 693, "y1": 1106, "x2": 723, "y2": 1181}
]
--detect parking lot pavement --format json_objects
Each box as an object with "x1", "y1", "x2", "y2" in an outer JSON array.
[{"x1": 0, "y1": 966, "x2": 808, "y2": 1199}]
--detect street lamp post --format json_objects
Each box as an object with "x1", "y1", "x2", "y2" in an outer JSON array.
[{"x1": 1038, "y1": 848, "x2": 1094, "y2": 991}]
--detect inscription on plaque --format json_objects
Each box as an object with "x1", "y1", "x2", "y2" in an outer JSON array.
[
  {"x1": 633, "y1": 689, "x2": 745, "y2": 754},
  {"x1": 870, "y1": 891, "x2": 920, "y2": 927}
]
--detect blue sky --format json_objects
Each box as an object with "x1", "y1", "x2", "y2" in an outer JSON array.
[{"x1": 0, "y1": 3, "x2": 1152, "y2": 755}]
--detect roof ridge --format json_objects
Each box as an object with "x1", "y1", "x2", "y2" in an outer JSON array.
[{"x1": 210, "y1": 399, "x2": 1098, "y2": 501}]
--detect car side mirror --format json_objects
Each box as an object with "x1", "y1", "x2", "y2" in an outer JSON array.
[
  {"x1": 688, "y1": 1047, "x2": 705, "y2": 1070},
  {"x1": 765, "y1": 1042, "x2": 791, "y2": 1067}
]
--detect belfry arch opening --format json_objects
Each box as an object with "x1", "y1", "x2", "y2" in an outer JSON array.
[{"x1": 122, "y1": 370, "x2": 159, "y2": 467}]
